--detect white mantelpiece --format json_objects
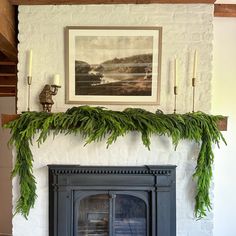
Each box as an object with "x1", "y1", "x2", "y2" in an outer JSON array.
[
  {"x1": 13, "y1": 134, "x2": 207, "y2": 236},
  {"x1": 15, "y1": 4, "x2": 214, "y2": 236}
]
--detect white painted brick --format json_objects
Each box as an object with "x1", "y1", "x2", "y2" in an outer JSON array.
[{"x1": 14, "y1": 3, "x2": 214, "y2": 236}]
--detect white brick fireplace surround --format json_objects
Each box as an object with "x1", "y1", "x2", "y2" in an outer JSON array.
[{"x1": 15, "y1": 4, "x2": 214, "y2": 236}]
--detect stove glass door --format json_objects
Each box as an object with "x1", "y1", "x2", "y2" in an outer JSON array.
[
  {"x1": 114, "y1": 194, "x2": 147, "y2": 236},
  {"x1": 76, "y1": 193, "x2": 109, "y2": 236},
  {"x1": 75, "y1": 191, "x2": 148, "y2": 236}
]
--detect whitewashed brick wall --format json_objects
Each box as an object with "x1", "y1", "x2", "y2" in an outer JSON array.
[{"x1": 15, "y1": 4, "x2": 214, "y2": 236}]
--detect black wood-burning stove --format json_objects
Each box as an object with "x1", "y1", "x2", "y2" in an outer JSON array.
[{"x1": 48, "y1": 165, "x2": 176, "y2": 236}]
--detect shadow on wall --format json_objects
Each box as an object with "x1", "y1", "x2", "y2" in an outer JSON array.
[{"x1": 0, "y1": 97, "x2": 15, "y2": 235}]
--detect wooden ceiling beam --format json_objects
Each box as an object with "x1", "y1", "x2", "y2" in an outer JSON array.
[
  {"x1": 0, "y1": 0, "x2": 17, "y2": 61},
  {"x1": 0, "y1": 33, "x2": 17, "y2": 61},
  {"x1": 9, "y1": 0, "x2": 217, "y2": 5},
  {"x1": 214, "y1": 4, "x2": 236, "y2": 17}
]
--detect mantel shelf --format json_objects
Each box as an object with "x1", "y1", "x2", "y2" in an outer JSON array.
[
  {"x1": 1, "y1": 113, "x2": 228, "y2": 131},
  {"x1": 1, "y1": 114, "x2": 20, "y2": 125}
]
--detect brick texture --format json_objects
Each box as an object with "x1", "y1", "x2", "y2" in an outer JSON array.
[{"x1": 14, "y1": 4, "x2": 214, "y2": 236}]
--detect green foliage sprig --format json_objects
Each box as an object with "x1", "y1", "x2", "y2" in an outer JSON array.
[{"x1": 4, "y1": 106, "x2": 226, "y2": 219}]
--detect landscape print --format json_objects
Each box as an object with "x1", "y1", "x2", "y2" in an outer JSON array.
[{"x1": 74, "y1": 35, "x2": 154, "y2": 96}]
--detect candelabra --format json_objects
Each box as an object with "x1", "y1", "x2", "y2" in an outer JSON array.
[
  {"x1": 27, "y1": 76, "x2": 32, "y2": 111},
  {"x1": 192, "y1": 77, "x2": 196, "y2": 113},
  {"x1": 174, "y1": 86, "x2": 177, "y2": 114}
]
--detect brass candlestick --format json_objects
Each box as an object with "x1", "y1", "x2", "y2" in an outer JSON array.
[
  {"x1": 27, "y1": 76, "x2": 32, "y2": 111},
  {"x1": 174, "y1": 86, "x2": 178, "y2": 114},
  {"x1": 192, "y1": 77, "x2": 196, "y2": 113},
  {"x1": 39, "y1": 84, "x2": 61, "y2": 113}
]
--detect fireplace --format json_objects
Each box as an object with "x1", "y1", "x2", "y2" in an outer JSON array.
[{"x1": 48, "y1": 165, "x2": 176, "y2": 236}]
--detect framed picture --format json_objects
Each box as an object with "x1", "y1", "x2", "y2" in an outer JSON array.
[{"x1": 65, "y1": 26, "x2": 162, "y2": 105}]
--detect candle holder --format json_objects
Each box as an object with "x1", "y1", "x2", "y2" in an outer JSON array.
[
  {"x1": 27, "y1": 76, "x2": 32, "y2": 111},
  {"x1": 192, "y1": 77, "x2": 196, "y2": 113},
  {"x1": 39, "y1": 84, "x2": 61, "y2": 113},
  {"x1": 174, "y1": 86, "x2": 178, "y2": 114}
]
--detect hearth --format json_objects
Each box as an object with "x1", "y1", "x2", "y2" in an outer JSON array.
[{"x1": 48, "y1": 165, "x2": 176, "y2": 236}]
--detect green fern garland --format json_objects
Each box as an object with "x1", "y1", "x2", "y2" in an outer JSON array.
[{"x1": 4, "y1": 106, "x2": 226, "y2": 219}]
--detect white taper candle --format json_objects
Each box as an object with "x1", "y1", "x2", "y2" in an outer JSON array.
[
  {"x1": 174, "y1": 57, "x2": 178, "y2": 87},
  {"x1": 28, "y1": 50, "x2": 33, "y2": 77},
  {"x1": 193, "y1": 50, "x2": 197, "y2": 78}
]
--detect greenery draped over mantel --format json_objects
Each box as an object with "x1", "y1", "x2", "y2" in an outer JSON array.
[{"x1": 4, "y1": 106, "x2": 226, "y2": 219}]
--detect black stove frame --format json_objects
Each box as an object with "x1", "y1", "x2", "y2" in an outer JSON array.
[{"x1": 48, "y1": 165, "x2": 176, "y2": 236}]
